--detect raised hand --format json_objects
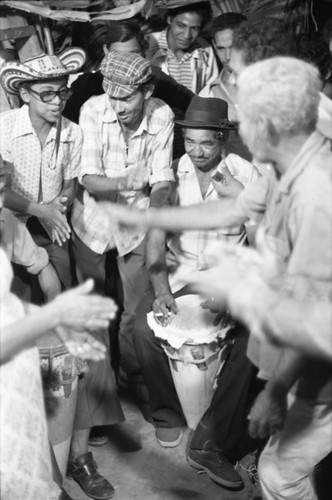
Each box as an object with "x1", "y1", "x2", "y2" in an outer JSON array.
[{"x1": 211, "y1": 162, "x2": 244, "y2": 198}]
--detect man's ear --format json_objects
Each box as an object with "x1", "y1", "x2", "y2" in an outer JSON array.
[
  {"x1": 19, "y1": 86, "x2": 30, "y2": 104},
  {"x1": 257, "y1": 116, "x2": 280, "y2": 148},
  {"x1": 166, "y1": 15, "x2": 172, "y2": 26},
  {"x1": 143, "y1": 84, "x2": 154, "y2": 100}
]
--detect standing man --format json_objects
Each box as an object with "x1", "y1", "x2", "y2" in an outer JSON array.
[
  {"x1": 71, "y1": 50, "x2": 175, "y2": 379},
  {"x1": 199, "y1": 12, "x2": 249, "y2": 160},
  {"x1": 147, "y1": 0, "x2": 218, "y2": 157},
  {"x1": 0, "y1": 49, "x2": 85, "y2": 289}
]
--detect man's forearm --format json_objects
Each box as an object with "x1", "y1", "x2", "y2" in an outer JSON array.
[
  {"x1": 82, "y1": 174, "x2": 124, "y2": 200},
  {"x1": 4, "y1": 188, "x2": 42, "y2": 218},
  {"x1": 266, "y1": 348, "x2": 305, "y2": 397},
  {"x1": 144, "y1": 197, "x2": 248, "y2": 231}
]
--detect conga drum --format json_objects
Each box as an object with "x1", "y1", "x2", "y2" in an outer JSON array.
[
  {"x1": 147, "y1": 294, "x2": 230, "y2": 429},
  {"x1": 38, "y1": 333, "x2": 86, "y2": 478}
]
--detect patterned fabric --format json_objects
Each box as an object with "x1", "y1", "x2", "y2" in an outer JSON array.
[
  {"x1": 71, "y1": 94, "x2": 174, "y2": 256},
  {"x1": 0, "y1": 105, "x2": 82, "y2": 206},
  {"x1": 146, "y1": 29, "x2": 219, "y2": 94},
  {"x1": 100, "y1": 50, "x2": 152, "y2": 98},
  {"x1": 0, "y1": 249, "x2": 56, "y2": 500},
  {"x1": 166, "y1": 152, "x2": 258, "y2": 292}
]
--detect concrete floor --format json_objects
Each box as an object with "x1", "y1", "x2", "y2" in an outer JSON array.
[{"x1": 64, "y1": 391, "x2": 262, "y2": 500}]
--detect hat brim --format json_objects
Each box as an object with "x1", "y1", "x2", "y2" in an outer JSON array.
[
  {"x1": 0, "y1": 47, "x2": 85, "y2": 95},
  {"x1": 175, "y1": 119, "x2": 237, "y2": 130}
]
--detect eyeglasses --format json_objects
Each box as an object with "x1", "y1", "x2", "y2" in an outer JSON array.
[{"x1": 28, "y1": 87, "x2": 73, "y2": 103}]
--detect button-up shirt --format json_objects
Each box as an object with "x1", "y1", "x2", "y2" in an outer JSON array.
[
  {"x1": 0, "y1": 105, "x2": 83, "y2": 208},
  {"x1": 237, "y1": 132, "x2": 332, "y2": 401},
  {"x1": 166, "y1": 152, "x2": 258, "y2": 292},
  {"x1": 71, "y1": 94, "x2": 174, "y2": 256}
]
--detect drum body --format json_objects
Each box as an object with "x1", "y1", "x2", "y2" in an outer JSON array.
[
  {"x1": 163, "y1": 340, "x2": 227, "y2": 429},
  {"x1": 39, "y1": 344, "x2": 82, "y2": 478}
]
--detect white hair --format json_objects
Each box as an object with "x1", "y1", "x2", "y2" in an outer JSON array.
[{"x1": 237, "y1": 57, "x2": 321, "y2": 137}]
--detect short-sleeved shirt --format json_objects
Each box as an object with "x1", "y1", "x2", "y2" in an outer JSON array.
[
  {"x1": 238, "y1": 131, "x2": 332, "y2": 401},
  {"x1": 0, "y1": 105, "x2": 83, "y2": 207},
  {"x1": 166, "y1": 153, "x2": 258, "y2": 292},
  {"x1": 71, "y1": 94, "x2": 175, "y2": 256},
  {"x1": 1, "y1": 208, "x2": 49, "y2": 274}
]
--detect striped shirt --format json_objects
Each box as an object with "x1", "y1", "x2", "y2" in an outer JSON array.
[
  {"x1": 146, "y1": 29, "x2": 219, "y2": 94},
  {"x1": 71, "y1": 94, "x2": 174, "y2": 256}
]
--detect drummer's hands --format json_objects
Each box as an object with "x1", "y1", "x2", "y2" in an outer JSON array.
[
  {"x1": 153, "y1": 292, "x2": 178, "y2": 327},
  {"x1": 52, "y1": 279, "x2": 117, "y2": 331},
  {"x1": 55, "y1": 326, "x2": 107, "y2": 361}
]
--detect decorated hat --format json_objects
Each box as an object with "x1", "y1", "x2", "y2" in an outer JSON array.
[
  {"x1": 155, "y1": 0, "x2": 210, "y2": 9},
  {"x1": 0, "y1": 47, "x2": 86, "y2": 95},
  {"x1": 100, "y1": 50, "x2": 152, "y2": 98},
  {"x1": 175, "y1": 96, "x2": 236, "y2": 129}
]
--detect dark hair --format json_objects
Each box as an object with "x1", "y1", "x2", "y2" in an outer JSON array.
[
  {"x1": 211, "y1": 12, "x2": 247, "y2": 37},
  {"x1": 105, "y1": 20, "x2": 148, "y2": 55},
  {"x1": 168, "y1": 2, "x2": 212, "y2": 27},
  {"x1": 296, "y1": 33, "x2": 332, "y2": 80},
  {"x1": 233, "y1": 17, "x2": 296, "y2": 65}
]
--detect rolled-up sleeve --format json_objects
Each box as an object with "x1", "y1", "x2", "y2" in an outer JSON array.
[
  {"x1": 148, "y1": 105, "x2": 174, "y2": 186},
  {"x1": 4, "y1": 209, "x2": 49, "y2": 274},
  {"x1": 78, "y1": 98, "x2": 105, "y2": 181}
]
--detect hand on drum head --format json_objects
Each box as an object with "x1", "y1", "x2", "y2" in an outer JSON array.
[
  {"x1": 52, "y1": 279, "x2": 117, "y2": 331},
  {"x1": 55, "y1": 326, "x2": 107, "y2": 361},
  {"x1": 153, "y1": 292, "x2": 178, "y2": 327}
]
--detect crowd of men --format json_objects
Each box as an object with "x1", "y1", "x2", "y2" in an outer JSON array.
[{"x1": 0, "y1": 1, "x2": 331, "y2": 499}]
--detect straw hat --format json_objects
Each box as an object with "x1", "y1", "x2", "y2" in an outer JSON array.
[{"x1": 0, "y1": 47, "x2": 86, "y2": 95}]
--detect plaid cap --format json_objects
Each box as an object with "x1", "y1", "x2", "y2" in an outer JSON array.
[{"x1": 100, "y1": 51, "x2": 153, "y2": 99}]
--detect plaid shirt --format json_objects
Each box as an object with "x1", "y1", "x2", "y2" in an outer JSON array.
[
  {"x1": 147, "y1": 29, "x2": 219, "y2": 94},
  {"x1": 167, "y1": 152, "x2": 258, "y2": 292},
  {"x1": 71, "y1": 94, "x2": 174, "y2": 256}
]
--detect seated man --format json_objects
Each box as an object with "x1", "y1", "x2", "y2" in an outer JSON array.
[{"x1": 131, "y1": 97, "x2": 258, "y2": 489}]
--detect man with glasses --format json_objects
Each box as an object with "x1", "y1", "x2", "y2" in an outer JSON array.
[{"x1": 0, "y1": 49, "x2": 85, "y2": 289}]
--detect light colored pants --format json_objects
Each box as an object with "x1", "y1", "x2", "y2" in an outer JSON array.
[{"x1": 258, "y1": 393, "x2": 332, "y2": 500}]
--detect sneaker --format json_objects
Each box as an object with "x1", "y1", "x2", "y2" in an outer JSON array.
[
  {"x1": 88, "y1": 435, "x2": 108, "y2": 447},
  {"x1": 155, "y1": 427, "x2": 183, "y2": 448},
  {"x1": 187, "y1": 448, "x2": 244, "y2": 489}
]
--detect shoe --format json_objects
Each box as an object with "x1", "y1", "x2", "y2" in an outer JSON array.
[
  {"x1": 67, "y1": 452, "x2": 114, "y2": 499},
  {"x1": 88, "y1": 435, "x2": 108, "y2": 447},
  {"x1": 187, "y1": 448, "x2": 244, "y2": 489},
  {"x1": 155, "y1": 427, "x2": 183, "y2": 448}
]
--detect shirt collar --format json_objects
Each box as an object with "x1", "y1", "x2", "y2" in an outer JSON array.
[
  {"x1": 279, "y1": 131, "x2": 327, "y2": 195},
  {"x1": 12, "y1": 104, "x2": 71, "y2": 142},
  {"x1": 103, "y1": 96, "x2": 155, "y2": 136}
]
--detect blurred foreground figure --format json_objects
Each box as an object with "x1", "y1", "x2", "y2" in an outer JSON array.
[{"x1": 188, "y1": 240, "x2": 332, "y2": 362}]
